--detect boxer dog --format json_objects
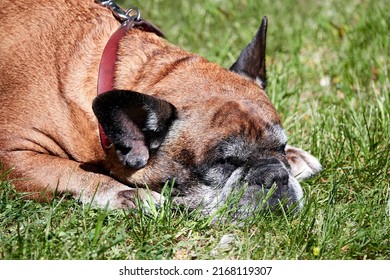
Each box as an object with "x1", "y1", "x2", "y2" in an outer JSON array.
[{"x1": 0, "y1": 0, "x2": 321, "y2": 218}]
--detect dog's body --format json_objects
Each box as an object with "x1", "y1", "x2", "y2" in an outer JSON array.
[{"x1": 0, "y1": 0, "x2": 321, "y2": 217}]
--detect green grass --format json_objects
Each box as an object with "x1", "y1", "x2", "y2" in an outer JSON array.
[{"x1": 1, "y1": 0, "x2": 389, "y2": 259}]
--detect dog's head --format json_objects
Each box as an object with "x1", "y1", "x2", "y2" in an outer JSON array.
[{"x1": 93, "y1": 17, "x2": 321, "y2": 217}]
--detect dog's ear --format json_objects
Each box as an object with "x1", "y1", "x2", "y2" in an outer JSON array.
[
  {"x1": 285, "y1": 145, "x2": 322, "y2": 181},
  {"x1": 92, "y1": 90, "x2": 177, "y2": 169},
  {"x1": 230, "y1": 16, "x2": 268, "y2": 90}
]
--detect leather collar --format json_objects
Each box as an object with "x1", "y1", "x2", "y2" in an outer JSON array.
[{"x1": 97, "y1": 18, "x2": 164, "y2": 150}]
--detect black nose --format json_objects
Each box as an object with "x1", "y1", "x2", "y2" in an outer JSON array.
[{"x1": 246, "y1": 158, "x2": 290, "y2": 190}]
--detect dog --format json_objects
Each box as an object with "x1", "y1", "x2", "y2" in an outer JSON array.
[{"x1": 0, "y1": 0, "x2": 321, "y2": 218}]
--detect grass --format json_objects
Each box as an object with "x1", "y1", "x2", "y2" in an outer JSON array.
[{"x1": 0, "y1": 0, "x2": 389, "y2": 259}]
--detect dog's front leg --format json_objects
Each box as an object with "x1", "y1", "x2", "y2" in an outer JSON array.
[{"x1": 0, "y1": 151, "x2": 161, "y2": 208}]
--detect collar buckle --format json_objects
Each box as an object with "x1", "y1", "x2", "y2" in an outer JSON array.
[{"x1": 95, "y1": 0, "x2": 141, "y2": 23}]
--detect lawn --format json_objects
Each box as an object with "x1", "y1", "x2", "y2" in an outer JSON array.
[{"x1": 0, "y1": 0, "x2": 389, "y2": 259}]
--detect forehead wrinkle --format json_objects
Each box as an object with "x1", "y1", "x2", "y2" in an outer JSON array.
[
  {"x1": 211, "y1": 101, "x2": 248, "y2": 128},
  {"x1": 211, "y1": 100, "x2": 266, "y2": 138}
]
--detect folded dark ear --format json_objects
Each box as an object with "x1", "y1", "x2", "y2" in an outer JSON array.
[
  {"x1": 92, "y1": 90, "x2": 177, "y2": 169},
  {"x1": 230, "y1": 16, "x2": 268, "y2": 89}
]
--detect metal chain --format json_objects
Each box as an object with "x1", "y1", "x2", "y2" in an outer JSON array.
[{"x1": 95, "y1": 0, "x2": 141, "y2": 22}]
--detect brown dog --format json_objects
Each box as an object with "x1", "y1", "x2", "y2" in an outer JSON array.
[{"x1": 0, "y1": 0, "x2": 321, "y2": 217}]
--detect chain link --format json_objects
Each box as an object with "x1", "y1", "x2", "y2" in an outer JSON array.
[{"x1": 95, "y1": 0, "x2": 141, "y2": 22}]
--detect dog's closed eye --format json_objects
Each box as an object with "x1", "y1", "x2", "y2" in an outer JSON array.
[{"x1": 215, "y1": 156, "x2": 244, "y2": 167}]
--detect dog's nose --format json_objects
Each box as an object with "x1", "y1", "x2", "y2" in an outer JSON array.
[{"x1": 246, "y1": 158, "x2": 290, "y2": 190}]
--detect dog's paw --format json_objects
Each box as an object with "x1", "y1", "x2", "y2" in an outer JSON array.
[
  {"x1": 117, "y1": 188, "x2": 163, "y2": 209},
  {"x1": 286, "y1": 145, "x2": 322, "y2": 181},
  {"x1": 79, "y1": 184, "x2": 162, "y2": 209}
]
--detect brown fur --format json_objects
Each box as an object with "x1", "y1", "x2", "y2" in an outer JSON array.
[{"x1": 0, "y1": 0, "x2": 321, "y2": 213}]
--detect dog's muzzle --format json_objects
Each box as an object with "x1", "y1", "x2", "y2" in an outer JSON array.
[{"x1": 203, "y1": 158, "x2": 304, "y2": 218}]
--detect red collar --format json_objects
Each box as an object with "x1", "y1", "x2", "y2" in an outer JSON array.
[{"x1": 97, "y1": 18, "x2": 164, "y2": 150}]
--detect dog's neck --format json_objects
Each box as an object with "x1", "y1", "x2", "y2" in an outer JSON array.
[
  {"x1": 98, "y1": 19, "x2": 164, "y2": 96},
  {"x1": 96, "y1": 20, "x2": 164, "y2": 150},
  {"x1": 114, "y1": 29, "x2": 190, "y2": 91}
]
